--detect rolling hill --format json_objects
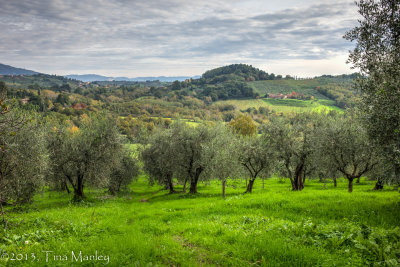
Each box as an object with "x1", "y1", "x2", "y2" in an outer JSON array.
[
  {"x1": 0, "y1": 63, "x2": 38, "y2": 75},
  {"x1": 0, "y1": 63, "x2": 359, "y2": 120},
  {"x1": 187, "y1": 64, "x2": 358, "y2": 109}
]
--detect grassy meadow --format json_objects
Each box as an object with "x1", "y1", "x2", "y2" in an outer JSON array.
[
  {"x1": 1, "y1": 177, "x2": 399, "y2": 266},
  {"x1": 214, "y1": 98, "x2": 342, "y2": 114}
]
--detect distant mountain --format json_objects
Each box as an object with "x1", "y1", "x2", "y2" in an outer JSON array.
[
  {"x1": 0, "y1": 63, "x2": 38, "y2": 75},
  {"x1": 65, "y1": 74, "x2": 201, "y2": 82},
  {"x1": 128, "y1": 76, "x2": 201, "y2": 82},
  {"x1": 64, "y1": 74, "x2": 112, "y2": 82}
]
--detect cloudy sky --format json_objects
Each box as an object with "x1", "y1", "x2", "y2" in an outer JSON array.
[{"x1": 0, "y1": 0, "x2": 359, "y2": 77}]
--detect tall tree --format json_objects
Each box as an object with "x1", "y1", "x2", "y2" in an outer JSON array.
[{"x1": 344, "y1": 0, "x2": 400, "y2": 184}]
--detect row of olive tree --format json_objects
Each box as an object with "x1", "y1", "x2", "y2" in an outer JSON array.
[
  {"x1": 0, "y1": 81, "x2": 139, "y2": 211},
  {"x1": 140, "y1": 112, "x2": 392, "y2": 196}
]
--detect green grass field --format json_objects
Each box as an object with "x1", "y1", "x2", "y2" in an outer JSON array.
[
  {"x1": 249, "y1": 79, "x2": 327, "y2": 99},
  {"x1": 214, "y1": 98, "x2": 342, "y2": 114},
  {"x1": 1, "y1": 177, "x2": 399, "y2": 266}
]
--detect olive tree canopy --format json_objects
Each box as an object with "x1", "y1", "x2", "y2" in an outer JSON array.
[{"x1": 345, "y1": 0, "x2": 400, "y2": 182}]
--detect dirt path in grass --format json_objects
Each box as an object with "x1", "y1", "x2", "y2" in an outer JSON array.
[{"x1": 172, "y1": 235, "x2": 214, "y2": 265}]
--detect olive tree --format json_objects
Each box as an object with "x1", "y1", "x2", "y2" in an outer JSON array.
[
  {"x1": 141, "y1": 122, "x2": 215, "y2": 194},
  {"x1": 237, "y1": 135, "x2": 275, "y2": 193},
  {"x1": 141, "y1": 127, "x2": 177, "y2": 193},
  {"x1": 345, "y1": 0, "x2": 400, "y2": 184},
  {"x1": 262, "y1": 113, "x2": 319, "y2": 191},
  {"x1": 202, "y1": 124, "x2": 241, "y2": 198},
  {"x1": 320, "y1": 113, "x2": 381, "y2": 192},
  {"x1": 0, "y1": 111, "x2": 48, "y2": 205},
  {"x1": 47, "y1": 113, "x2": 124, "y2": 201},
  {"x1": 108, "y1": 149, "x2": 139, "y2": 195},
  {"x1": 171, "y1": 123, "x2": 214, "y2": 194},
  {"x1": 311, "y1": 112, "x2": 344, "y2": 187},
  {"x1": 0, "y1": 84, "x2": 48, "y2": 227}
]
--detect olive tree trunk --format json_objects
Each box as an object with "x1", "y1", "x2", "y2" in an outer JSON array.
[
  {"x1": 245, "y1": 179, "x2": 255, "y2": 193},
  {"x1": 189, "y1": 167, "x2": 203, "y2": 194},
  {"x1": 373, "y1": 178, "x2": 384, "y2": 190},
  {"x1": 291, "y1": 163, "x2": 305, "y2": 191},
  {"x1": 348, "y1": 177, "x2": 354, "y2": 193}
]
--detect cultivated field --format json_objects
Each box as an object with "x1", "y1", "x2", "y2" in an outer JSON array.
[
  {"x1": 249, "y1": 79, "x2": 326, "y2": 98},
  {"x1": 214, "y1": 98, "x2": 342, "y2": 114}
]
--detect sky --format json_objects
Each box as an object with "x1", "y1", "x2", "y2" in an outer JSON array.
[{"x1": 0, "y1": 0, "x2": 360, "y2": 78}]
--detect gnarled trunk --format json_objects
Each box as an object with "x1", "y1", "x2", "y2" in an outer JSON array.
[
  {"x1": 189, "y1": 167, "x2": 203, "y2": 194},
  {"x1": 333, "y1": 177, "x2": 337, "y2": 187},
  {"x1": 348, "y1": 177, "x2": 354, "y2": 193},
  {"x1": 373, "y1": 178, "x2": 384, "y2": 190},
  {"x1": 245, "y1": 179, "x2": 255, "y2": 193},
  {"x1": 292, "y1": 163, "x2": 305, "y2": 191},
  {"x1": 73, "y1": 175, "x2": 85, "y2": 201},
  {"x1": 189, "y1": 178, "x2": 198, "y2": 194},
  {"x1": 168, "y1": 178, "x2": 175, "y2": 194}
]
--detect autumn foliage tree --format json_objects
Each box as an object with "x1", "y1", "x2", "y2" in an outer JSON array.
[{"x1": 229, "y1": 114, "x2": 257, "y2": 136}]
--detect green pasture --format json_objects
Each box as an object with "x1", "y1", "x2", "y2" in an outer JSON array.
[
  {"x1": 214, "y1": 98, "x2": 342, "y2": 114},
  {"x1": 0, "y1": 177, "x2": 398, "y2": 266}
]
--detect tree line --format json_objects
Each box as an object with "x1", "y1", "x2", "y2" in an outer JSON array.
[{"x1": 140, "y1": 112, "x2": 397, "y2": 198}]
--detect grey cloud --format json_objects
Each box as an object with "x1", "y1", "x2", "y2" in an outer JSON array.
[{"x1": 0, "y1": 0, "x2": 358, "y2": 75}]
